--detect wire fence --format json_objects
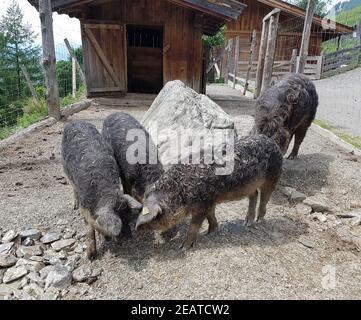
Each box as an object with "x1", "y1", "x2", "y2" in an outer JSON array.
[{"x1": 0, "y1": 28, "x2": 84, "y2": 140}]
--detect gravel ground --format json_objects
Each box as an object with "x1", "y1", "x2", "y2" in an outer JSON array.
[
  {"x1": 1, "y1": 100, "x2": 361, "y2": 300},
  {"x1": 315, "y1": 67, "x2": 361, "y2": 137}
]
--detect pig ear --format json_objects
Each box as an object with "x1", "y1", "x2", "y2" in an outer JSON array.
[
  {"x1": 122, "y1": 194, "x2": 143, "y2": 211},
  {"x1": 135, "y1": 204, "x2": 162, "y2": 230}
]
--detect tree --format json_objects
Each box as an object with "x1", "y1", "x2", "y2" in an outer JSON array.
[
  {"x1": 0, "y1": 0, "x2": 42, "y2": 100},
  {"x1": 286, "y1": 0, "x2": 331, "y2": 17}
]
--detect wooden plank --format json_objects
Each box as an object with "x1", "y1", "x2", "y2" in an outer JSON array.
[
  {"x1": 83, "y1": 26, "x2": 122, "y2": 88},
  {"x1": 297, "y1": 0, "x2": 317, "y2": 74},
  {"x1": 83, "y1": 23, "x2": 122, "y2": 30},
  {"x1": 39, "y1": 0, "x2": 61, "y2": 120},
  {"x1": 233, "y1": 35, "x2": 240, "y2": 89},
  {"x1": 244, "y1": 29, "x2": 256, "y2": 95},
  {"x1": 255, "y1": 18, "x2": 269, "y2": 98},
  {"x1": 261, "y1": 11, "x2": 280, "y2": 94}
]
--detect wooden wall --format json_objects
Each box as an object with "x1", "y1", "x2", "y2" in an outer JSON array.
[
  {"x1": 226, "y1": 0, "x2": 323, "y2": 61},
  {"x1": 81, "y1": 0, "x2": 204, "y2": 95}
]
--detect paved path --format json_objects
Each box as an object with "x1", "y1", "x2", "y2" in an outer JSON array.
[{"x1": 315, "y1": 67, "x2": 361, "y2": 137}]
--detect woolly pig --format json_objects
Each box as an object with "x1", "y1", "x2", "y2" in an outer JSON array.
[
  {"x1": 62, "y1": 122, "x2": 142, "y2": 259},
  {"x1": 254, "y1": 73, "x2": 319, "y2": 159},
  {"x1": 102, "y1": 112, "x2": 163, "y2": 202},
  {"x1": 136, "y1": 134, "x2": 283, "y2": 250}
]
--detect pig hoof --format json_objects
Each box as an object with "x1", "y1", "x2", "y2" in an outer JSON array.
[
  {"x1": 87, "y1": 251, "x2": 97, "y2": 261},
  {"x1": 208, "y1": 224, "x2": 218, "y2": 235},
  {"x1": 243, "y1": 220, "x2": 255, "y2": 228},
  {"x1": 256, "y1": 217, "x2": 266, "y2": 224},
  {"x1": 73, "y1": 204, "x2": 79, "y2": 211},
  {"x1": 287, "y1": 154, "x2": 297, "y2": 160},
  {"x1": 179, "y1": 241, "x2": 195, "y2": 252}
]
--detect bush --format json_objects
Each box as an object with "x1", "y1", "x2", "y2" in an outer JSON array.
[{"x1": 0, "y1": 101, "x2": 23, "y2": 128}]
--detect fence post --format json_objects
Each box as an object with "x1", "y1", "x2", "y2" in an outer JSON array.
[
  {"x1": 298, "y1": 0, "x2": 317, "y2": 74},
  {"x1": 290, "y1": 49, "x2": 298, "y2": 73},
  {"x1": 72, "y1": 57, "x2": 76, "y2": 98},
  {"x1": 244, "y1": 30, "x2": 257, "y2": 96},
  {"x1": 261, "y1": 11, "x2": 280, "y2": 93},
  {"x1": 64, "y1": 38, "x2": 87, "y2": 89},
  {"x1": 233, "y1": 36, "x2": 240, "y2": 89},
  {"x1": 39, "y1": 0, "x2": 61, "y2": 120},
  {"x1": 225, "y1": 39, "x2": 233, "y2": 84},
  {"x1": 21, "y1": 65, "x2": 39, "y2": 102},
  {"x1": 255, "y1": 20, "x2": 269, "y2": 98}
]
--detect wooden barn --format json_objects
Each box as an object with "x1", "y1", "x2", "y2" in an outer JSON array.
[
  {"x1": 226, "y1": 0, "x2": 353, "y2": 62},
  {"x1": 29, "y1": 0, "x2": 246, "y2": 97}
]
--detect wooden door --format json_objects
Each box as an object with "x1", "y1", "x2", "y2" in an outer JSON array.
[{"x1": 82, "y1": 23, "x2": 127, "y2": 95}]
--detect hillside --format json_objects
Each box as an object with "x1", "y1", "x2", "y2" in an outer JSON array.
[
  {"x1": 336, "y1": 4, "x2": 361, "y2": 26},
  {"x1": 332, "y1": 0, "x2": 361, "y2": 14}
]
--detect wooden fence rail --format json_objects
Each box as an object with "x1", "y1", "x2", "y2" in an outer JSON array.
[{"x1": 322, "y1": 46, "x2": 361, "y2": 78}]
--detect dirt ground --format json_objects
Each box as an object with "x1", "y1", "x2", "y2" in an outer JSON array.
[{"x1": 1, "y1": 97, "x2": 361, "y2": 300}]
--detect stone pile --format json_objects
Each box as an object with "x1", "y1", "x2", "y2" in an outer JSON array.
[{"x1": 0, "y1": 226, "x2": 102, "y2": 300}]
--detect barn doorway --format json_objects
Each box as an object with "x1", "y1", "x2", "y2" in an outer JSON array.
[{"x1": 127, "y1": 25, "x2": 164, "y2": 94}]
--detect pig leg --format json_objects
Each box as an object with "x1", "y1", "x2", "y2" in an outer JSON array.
[
  {"x1": 207, "y1": 204, "x2": 218, "y2": 234},
  {"x1": 244, "y1": 191, "x2": 258, "y2": 227},
  {"x1": 181, "y1": 205, "x2": 208, "y2": 251},
  {"x1": 81, "y1": 207, "x2": 97, "y2": 260},
  {"x1": 86, "y1": 226, "x2": 97, "y2": 260},
  {"x1": 288, "y1": 121, "x2": 310, "y2": 159},
  {"x1": 256, "y1": 183, "x2": 275, "y2": 223},
  {"x1": 73, "y1": 188, "x2": 80, "y2": 211}
]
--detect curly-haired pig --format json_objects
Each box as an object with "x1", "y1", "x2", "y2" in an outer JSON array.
[
  {"x1": 102, "y1": 112, "x2": 164, "y2": 202},
  {"x1": 62, "y1": 121, "x2": 142, "y2": 259},
  {"x1": 135, "y1": 134, "x2": 283, "y2": 250},
  {"x1": 254, "y1": 73, "x2": 319, "y2": 159}
]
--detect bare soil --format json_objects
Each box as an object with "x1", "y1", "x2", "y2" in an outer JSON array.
[{"x1": 1, "y1": 99, "x2": 361, "y2": 300}]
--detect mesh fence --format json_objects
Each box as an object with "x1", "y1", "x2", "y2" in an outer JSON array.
[{"x1": 0, "y1": 25, "x2": 84, "y2": 140}]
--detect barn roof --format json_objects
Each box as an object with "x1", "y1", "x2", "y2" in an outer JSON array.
[
  {"x1": 257, "y1": 0, "x2": 353, "y2": 33},
  {"x1": 28, "y1": 0, "x2": 246, "y2": 21}
]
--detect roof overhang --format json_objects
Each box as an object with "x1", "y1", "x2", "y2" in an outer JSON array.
[
  {"x1": 28, "y1": 0, "x2": 246, "y2": 21},
  {"x1": 257, "y1": 0, "x2": 353, "y2": 34}
]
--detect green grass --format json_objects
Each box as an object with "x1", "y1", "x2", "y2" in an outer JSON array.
[
  {"x1": 0, "y1": 85, "x2": 86, "y2": 140},
  {"x1": 337, "y1": 5, "x2": 361, "y2": 27},
  {"x1": 314, "y1": 119, "x2": 361, "y2": 150}
]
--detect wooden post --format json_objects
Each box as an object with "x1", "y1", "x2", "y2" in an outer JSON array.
[
  {"x1": 244, "y1": 30, "x2": 257, "y2": 95},
  {"x1": 297, "y1": 0, "x2": 317, "y2": 74},
  {"x1": 225, "y1": 39, "x2": 233, "y2": 83},
  {"x1": 39, "y1": 0, "x2": 61, "y2": 120},
  {"x1": 21, "y1": 65, "x2": 39, "y2": 102},
  {"x1": 233, "y1": 35, "x2": 240, "y2": 89},
  {"x1": 290, "y1": 49, "x2": 298, "y2": 73},
  {"x1": 72, "y1": 57, "x2": 76, "y2": 97},
  {"x1": 255, "y1": 20, "x2": 269, "y2": 98},
  {"x1": 261, "y1": 12, "x2": 280, "y2": 94},
  {"x1": 64, "y1": 38, "x2": 87, "y2": 86}
]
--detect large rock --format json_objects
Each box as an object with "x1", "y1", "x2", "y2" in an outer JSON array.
[
  {"x1": 45, "y1": 265, "x2": 72, "y2": 290},
  {"x1": 0, "y1": 243, "x2": 14, "y2": 255},
  {"x1": 0, "y1": 254, "x2": 17, "y2": 268},
  {"x1": 141, "y1": 80, "x2": 235, "y2": 167},
  {"x1": 3, "y1": 266, "x2": 28, "y2": 284}
]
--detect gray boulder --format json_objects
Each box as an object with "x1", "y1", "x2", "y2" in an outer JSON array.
[{"x1": 141, "y1": 80, "x2": 235, "y2": 167}]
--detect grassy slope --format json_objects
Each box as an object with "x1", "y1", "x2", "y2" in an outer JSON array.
[{"x1": 337, "y1": 5, "x2": 361, "y2": 26}]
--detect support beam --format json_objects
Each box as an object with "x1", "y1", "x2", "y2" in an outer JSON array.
[
  {"x1": 244, "y1": 30, "x2": 257, "y2": 96},
  {"x1": 64, "y1": 38, "x2": 87, "y2": 86},
  {"x1": 261, "y1": 11, "x2": 280, "y2": 93},
  {"x1": 21, "y1": 65, "x2": 39, "y2": 102},
  {"x1": 72, "y1": 57, "x2": 76, "y2": 98},
  {"x1": 232, "y1": 35, "x2": 240, "y2": 89},
  {"x1": 297, "y1": 0, "x2": 317, "y2": 74},
  {"x1": 255, "y1": 19, "x2": 269, "y2": 98},
  {"x1": 39, "y1": 0, "x2": 61, "y2": 120}
]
